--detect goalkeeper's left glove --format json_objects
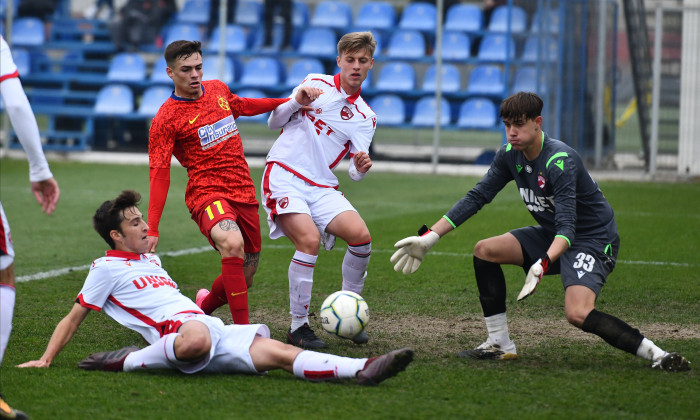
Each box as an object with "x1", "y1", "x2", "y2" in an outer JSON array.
[
  {"x1": 517, "y1": 254, "x2": 551, "y2": 301},
  {"x1": 390, "y1": 225, "x2": 440, "y2": 275}
]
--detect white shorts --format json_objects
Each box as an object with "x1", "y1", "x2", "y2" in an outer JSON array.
[
  {"x1": 167, "y1": 313, "x2": 270, "y2": 375},
  {"x1": 0, "y1": 36, "x2": 19, "y2": 80},
  {"x1": 261, "y1": 163, "x2": 357, "y2": 240},
  {"x1": 0, "y1": 202, "x2": 15, "y2": 270}
]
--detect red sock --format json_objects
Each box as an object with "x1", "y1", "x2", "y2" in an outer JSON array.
[
  {"x1": 221, "y1": 257, "x2": 249, "y2": 324},
  {"x1": 200, "y1": 275, "x2": 227, "y2": 314}
]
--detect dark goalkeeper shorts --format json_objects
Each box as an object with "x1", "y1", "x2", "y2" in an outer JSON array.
[{"x1": 510, "y1": 225, "x2": 620, "y2": 296}]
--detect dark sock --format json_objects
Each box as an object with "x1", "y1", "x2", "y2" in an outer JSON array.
[
  {"x1": 473, "y1": 256, "x2": 507, "y2": 317},
  {"x1": 581, "y1": 309, "x2": 644, "y2": 355}
]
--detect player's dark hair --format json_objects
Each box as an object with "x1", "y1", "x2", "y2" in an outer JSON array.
[
  {"x1": 93, "y1": 190, "x2": 142, "y2": 249},
  {"x1": 337, "y1": 31, "x2": 377, "y2": 58},
  {"x1": 500, "y1": 91, "x2": 543, "y2": 123},
  {"x1": 164, "y1": 40, "x2": 203, "y2": 68}
]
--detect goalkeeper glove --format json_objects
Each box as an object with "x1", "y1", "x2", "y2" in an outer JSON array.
[
  {"x1": 390, "y1": 225, "x2": 440, "y2": 275},
  {"x1": 517, "y1": 254, "x2": 551, "y2": 301}
]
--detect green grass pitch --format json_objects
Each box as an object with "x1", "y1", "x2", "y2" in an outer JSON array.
[{"x1": 1, "y1": 157, "x2": 699, "y2": 419}]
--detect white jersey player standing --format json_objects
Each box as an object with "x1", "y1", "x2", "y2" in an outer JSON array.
[
  {"x1": 261, "y1": 31, "x2": 377, "y2": 349},
  {"x1": 1, "y1": 34, "x2": 60, "y2": 420},
  {"x1": 17, "y1": 190, "x2": 414, "y2": 387}
]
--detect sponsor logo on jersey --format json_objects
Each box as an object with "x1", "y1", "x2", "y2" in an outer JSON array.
[
  {"x1": 198, "y1": 115, "x2": 238, "y2": 150},
  {"x1": 132, "y1": 275, "x2": 177, "y2": 290},
  {"x1": 516, "y1": 164, "x2": 523, "y2": 173},
  {"x1": 189, "y1": 113, "x2": 200, "y2": 124},
  {"x1": 554, "y1": 159, "x2": 565, "y2": 171},
  {"x1": 279, "y1": 197, "x2": 289, "y2": 209},
  {"x1": 519, "y1": 187, "x2": 555, "y2": 213},
  {"x1": 340, "y1": 106, "x2": 353, "y2": 120},
  {"x1": 538, "y1": 175, "x2": 546, "y2": 189}
]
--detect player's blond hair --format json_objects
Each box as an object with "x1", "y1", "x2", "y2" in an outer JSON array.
[{"x1": 337, "y1": 31, "x2": 377, "y2": 58}]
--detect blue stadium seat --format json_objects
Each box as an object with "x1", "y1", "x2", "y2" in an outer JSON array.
[
  {"x1": 466, "y1": 65, "x2": 505, "y2": 96},
  {"x1": 107, "y1": 52, "x2": 147, "y2": 83},
  {"x1": 163, "y1": 23, "x2": 203, "y2": 46},
  {"x1": 297, "y1": 27, "x2": 337, "y2": 58},
  {"x1": 374, "y1": 62, "x2": 416, "y2": 92},
  {"x1": 12, "y1": 17, "x2": 45, "y2": 47},
  {"x1": 422, "y1": 64, "x2": 460, "y2": 93},
  {"x1": 439, "y1": 31, "x2": 470, "y2": 61},
  {"x1": 286, "y1": 58, "x2": 325, "y2": 87},
  {"x1": 369, "y1": 94, "x2": 405, "y2": 126},
  {"x1": 521, "y1": 36, "x2": 558, "y2": 63},
  {"x1": 386, "y1": 30, "x2": 425, "y2": 60},
  {"x1": 236, "y1": 0, "x2": 263, "y2": 26},
  {"x1": 355, "y1": 2, "x2": 396, "y2": 30},
  {"x1": 235, "y1": 88, "x2": 269, "y2": 122},
  {"x1": 203, "y1": 56, "x2": 239, "y2": 85},
  {"x1": 239, "y1": 57, "x2": 285, "y2": 88},
  {"x1": 477, "y1": 34, "x2": 515, "y2": 62},
  {"x1": 292, "y1": 1, "x2": 310, "y2": 27},
  {"x1": 445, "y1": 4, "x2": 482, "y2": 33},
  {"x1": 398, "y1": 2, "x2": 437, "y2": 32},
  {"x1": 176, "y1": 0, "x2": 211, "y2": 25},
  {"x1": 487, "y1": 5, "x2": 528, "y2": 33},
  {"x1": 310, "y1": 1, "x2": 352, "y2": 29},
  {"x1": 511, "y1": 66, "x2": 548, "y2": 95},
  {"x1": 411, "y1": 96, "x2": 451, "y2": 127},
  {"x1": 530, "y1": 8, "x2": 560, "y2": 34},
  {"x1": 207, "y1": 24, "x2": 247, "y2": 53},
  {"x1": 94, "y1": 84, "x2": 134, "y2": 115},
  {"x1": 138, "y1": 85, "x2": 172, "y2": 116},
  {"x1": 11, "y1": 48, "x2": 31, "y2": 76},
  {"x1": 457, "y1": 98, "x2": 498, "y2": 129},
  {"x1": 149, "y1": 58, "x2": 172, "y2": 84}
]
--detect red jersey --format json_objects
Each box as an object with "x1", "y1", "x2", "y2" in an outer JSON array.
[{"x1": 148, "y1": 80, "x2": 288, "y2": 235}]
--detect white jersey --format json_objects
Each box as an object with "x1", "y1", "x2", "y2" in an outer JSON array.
[
  {"x1": 0, "y1": 35, "x2": 18, "y2": 80},
  {"x1": 77, "y1": 250, "x2": 203, "y2": 344},
  {"x1": 265, "y1": 73, "x2": 377, "y2": 188}
]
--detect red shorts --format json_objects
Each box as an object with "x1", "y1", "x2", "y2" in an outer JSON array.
[{"x1": 191, "y1": 198, "x2": 261, "y2": 254}]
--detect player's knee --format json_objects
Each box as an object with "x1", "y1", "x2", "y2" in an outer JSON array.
[
  {"x1": 295, "y1": 231, "x2": 321, "y2": 254},
  {"x1": 565, "y1": 307, "x2": 590, "y2": 328},
  {"x1": 176, "y1": 332, "x2": 212, "y2": 360},
  {"x1": 473, "y1": 240, "x2": 492, "y2": 260},
  {"x1": 216, "y1": 236, "x2": 245, "y2": 258}
]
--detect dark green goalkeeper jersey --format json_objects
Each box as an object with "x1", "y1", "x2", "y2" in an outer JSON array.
[{"x1": 445, "y1": 132, "x2": 617, "y2": 245}]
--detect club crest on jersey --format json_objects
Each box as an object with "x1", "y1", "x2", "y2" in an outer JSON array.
[
  {"x1": 279, "y1": 197, "x2": 289, "y2": 209},
  {"x1": 218, "y1": 96, "x2": 230, "y2": 111},
  {"x1": 315, "y1": 108, "x2": 323, "y2": 114},
  {"x1": 538, "y1": 175, "x2": 546, "y2": 189},
  {"x1": 341, "y1": 106, "x2": 353, "y2": 120}
]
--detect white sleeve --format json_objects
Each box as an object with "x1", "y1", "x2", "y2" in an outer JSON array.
[
  {"x1": 268, "y1": 96, "x2": 303, "y2": 130},
  {"x1": 348, "y1": 157, "x2": 366, "y2": 181},
  {"x1": 0, "y1": 77, "x2": 53, "y2": 182}
]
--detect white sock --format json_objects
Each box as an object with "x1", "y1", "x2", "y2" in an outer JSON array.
[
  {"x1": 636, "y1": 337, "x2": 667, "y2": 363},
  {"x1": 0, "y1": 284, "x2": 16, "y2": 366},
  {"x1": 484, "y1": 312, "x2": 511, "y2": 346},
  {"x1": 289, "y1": 251, "x2": 317, "y2": 331},
  {"x1": 292, "y1": 350, "x2": 367, "y2": 381},
  {"x1": 341, "y1": 242, "x2": 371, "y2": 295},
  {"x1": 123, "y1": 333, "x2": 180, "y2": 371}
]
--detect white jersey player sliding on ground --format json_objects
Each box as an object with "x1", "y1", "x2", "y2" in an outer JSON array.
[
  {"x1": 259, "y1": 31, "x2": 377, "y2": 349},
  {"x1": 18, "y1": 190, "x2": 413, "y2": 386}
]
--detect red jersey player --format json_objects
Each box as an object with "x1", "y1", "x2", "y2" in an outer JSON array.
[{"x1": 147, "y1": 40, "x2": 293, "y2": 325}]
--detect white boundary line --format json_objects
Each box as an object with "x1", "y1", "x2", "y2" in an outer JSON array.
[{"x1": 16, "y1": 244, "x2": 694, "y2": 283}]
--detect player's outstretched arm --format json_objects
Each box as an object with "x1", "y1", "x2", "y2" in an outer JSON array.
[
  {"x1": 390, "y1": 218, "x2": 455, "y2": 275},
  {"x1": 31, "y1": 178, "x2": 60, "y2": 215},
  {"x1": 17, "y1": 304, "x2": 90, "y2": 368}
]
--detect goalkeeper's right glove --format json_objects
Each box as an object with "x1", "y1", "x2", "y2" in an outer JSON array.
[
  {"x1": 390, "y1": 225, "x2": 440, "y2": 275},
  {"x1": 517, "y1": 254, "x2": 551, "y2": 301}
]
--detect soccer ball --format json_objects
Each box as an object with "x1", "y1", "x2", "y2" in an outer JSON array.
[{"x1": 319, "y1": 291, "x2": 369, "y2": 339}]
